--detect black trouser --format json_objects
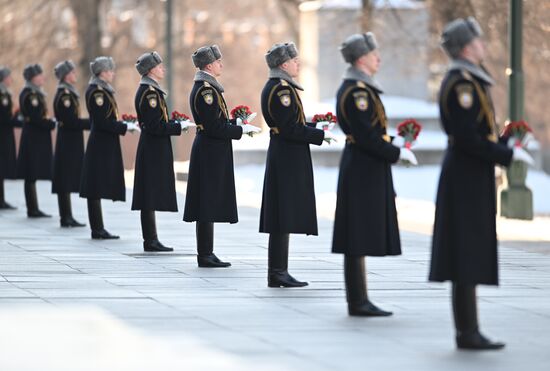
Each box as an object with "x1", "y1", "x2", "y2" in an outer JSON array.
[
  {"x1": 140, "y1": 210, "x2": 158, "y2": 242},
  {"x1": 452, "y1": 283, "x2": 479, "y2": 334},
  {"x1": 87, "y1": 199, "x2": 104, "y2": 232},
  {"x1": 24, "y1": 180, "x2": 39, "y2": 213},
  {"x1": 0, "y1": 179, "x2": 4, "y2": 203},
  {"x1": 196, "y1": 222, "x2": 214, "y2": 256},
  {"x1": 344, "y1": 255, "x2": 367, "y2": 305},
  {"x1": 268, "y1": 233, "x2": 289, "y2": 273},
  {"x1": 57, "y1": 193, "x2": 73, "y2": 220}
]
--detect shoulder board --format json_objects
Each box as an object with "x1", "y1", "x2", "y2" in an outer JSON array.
[
  {"x1": 96, "y1": 85, "x2": 103, "y2": 91},
  {"x1": 460, "y1": 70, "x2": 473, "y2": 81},
  {"x1": 280, "y1": 79, "x2": 289, "y2": 86},
  {"x1": 203, "y1": 81, "x2": 211, "y2": 87},
  {"x1": 148, "y1": 86, "x2": 155, "y2": 91},
  {"x1": 356, "y1": 81, "x2": 367, "y2": 88}
]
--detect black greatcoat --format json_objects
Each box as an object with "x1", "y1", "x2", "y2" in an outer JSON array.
[
  {"x1": 429, "y1": 68, "x2": 513, "y2": 286},
  {"x1": 79, "y1": 83, "x2": 127, "y2": 201},
  {"x1": 183, "y1": 80, "x2": 243, "y2": 223},
  {"x1": 259, "y1": 78, "x2": 324, "y2": 235},
  {"x1": 0, "y1": 88, "x2": 19, "y2": 179},
  {"x1": 331, "y1": 79, "x2": 401, "y2": 256},
  {"x1": 52, "y1": 86, "x2": 90, "y2": 194},
  {"x1": 131, "y1": 83, "x2": 181, "y2": 211},
  {"x1": 16, "y1": 87, "x2": 55, "y2": 180}
]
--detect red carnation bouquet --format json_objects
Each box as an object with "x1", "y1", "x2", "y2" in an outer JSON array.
[
  {"x1": 313, "y1": 112, "x2": 337, "y2": 131},
  {"x1": 230, "y1": 105, "x2": 260, "y2": 136},
  {"x1": 397, "y1": 119, "x2": 422, "y2": 149},
  {"x1": 230, "y1": 105, "x2": 252, "y2": 121},
  {"x1": 502, "y1": 120, "x2": 532, "y2": 148},
  {"x1": 122, "y1": 113, "x2": 138, "y2": 123},
  {"x1": 171, "y1": 110, "x2": 191, "y2": 122},
  {"x1": 171, "y1": 110, "x2": 195, "y2": 132}
]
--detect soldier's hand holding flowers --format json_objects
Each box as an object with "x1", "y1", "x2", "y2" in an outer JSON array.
[
  {"x1": 313, "y1": 112, "x2": 337, "y2": 144},
  {"x1": 171, "y1": 111, "x2": 196, "y2": 133},
  {"x1": 122, "y1": 113, "x2": 141, "y2": 133},
  {"x1": 504, "y1": 120, "x2": 535, "y2": 166},
  {"x1": 231, "y1": 105, "x2": 261, "y2": 137},
  {"x1": 394, "y1": 119, "x2": 422, "y2": 166}
]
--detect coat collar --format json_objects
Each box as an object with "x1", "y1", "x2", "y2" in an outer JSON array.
[
  {"x1": 342, "y1": 66, "x2": 383, "y2": 93},
  {"x1": 268, "y1": 67, "x2": 304, "y2": 91},
  {"x1": 194, "y1": 70, "x2": 224, "y2": 93},
  {"x1": 449, "y1": 58, "x2": 495, "y2": 86},
  {"x1": 140, "y1": 75, "x2": 167, "y2": 96}
]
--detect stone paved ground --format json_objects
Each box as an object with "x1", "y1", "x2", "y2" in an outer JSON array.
[{"x1": 0, "y1": 179, "x2": 549, "y2": 370}]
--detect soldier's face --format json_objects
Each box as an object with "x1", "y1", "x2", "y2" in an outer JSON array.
[
  {"x1": 149, "y1": 64, "x2": 165, "y2": 81},
  {"x1": 208, "y1": 59, "x2": 223, "y2": 77},
  {"x1": 3, "y1": 75, "x2": 12, "y2": 86},
  {"x1": 100, "y1": 70, "x2": 115, "y2": 83},
  {"x1": 31, "y1": 73, "x2": 45, "y2": 87},
  {"x1": 363, "y1": 50, "x2": 381, "y2": 75},
  {"x1": 65, "y1": 70, "x2": 77, "y2": 85},
  {"x1": 282, "y1": 57, "x2": 300, "y2": 78},
  {"x1": 469, "y1": 38, "x2": 486, "y2": 63}
]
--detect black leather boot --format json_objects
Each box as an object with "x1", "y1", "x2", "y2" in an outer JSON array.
[
  {"x1": 25, "y1": 180, "x2": 51, "y2": 218},
  {"x1": 87, "y1": 199, "x2": 119, "y2": 240},
  {"x1": 267, "y1": 233, "x2": 308, "y2": 288},
  {"x1": 344, "y1": 256, "x2": 392, "y2": 316},
  {"x1": 58, "y1": 193, "x2": 85, "y2": 227},
  {"x1": 0, "y1": 179, "x2": 16, "y2": 209},
  {"x1": 453, "y1": 283, "x2": 505, "y2": 350},
  {"x1": 196, "y1": 222, "x2": 230, "y2": 267},
  {"x1": 141, "y1": 210, "x2": 173, "y2": 252}
]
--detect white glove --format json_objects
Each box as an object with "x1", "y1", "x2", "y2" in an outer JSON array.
[
  {"x1": 316, "y1": 121, "x2": 335, "y2": 131},
  {"x1": 512, "y1": 147, "x2": 534, "y2": 166},
  {"x1": 392, "y1": 136, "x2": 405, "y2": 147},
  {"x1": 179, "y1": 120, "x2": 196, "y2": 133},
  {"x1": 241, "y1": 123, "x2": 261, "y2": 136},
  {"x1": 246, "y1": 112, "x2": 257, "y2": 124},
  {"x1": 126, "y1": 122, "x2": 141, "y2": 133},
  {"x1": 323, "y1": 130, "x2": 337, "y2": 144},
  {"x1": 398, "y1": 147, "x2": 418, "y2": 165}
]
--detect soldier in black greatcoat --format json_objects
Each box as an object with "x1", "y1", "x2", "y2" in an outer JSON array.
[
  {"x1": 16, "y1": 64, "x2": 56, "y2": 218},
  {"x1": 132, "y1": 52, "x2": 182, "y2": 252},
  {"x1": 80, "y1": 56, "x2": 140, "y2": 240},
  {"x1": 52, "y1": 60, "x2": 90, "y2": 227},
  {"x1": 429, "y1": 18, "x2": 534, "y2": 350},
  {"x1": 0, "y1": 67, "x2": 21, "y2": 210},
  {"x1": 260, "y1": 43, "x2": 336, "y2": 288},
  {"x1": 184, "y1": 45, "x2": 259, "y2": 268},
  {"x1": 332, "y1": 33, "x2": 418, "y2": 316}
]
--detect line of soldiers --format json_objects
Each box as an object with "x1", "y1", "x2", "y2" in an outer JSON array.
[{"x1": 0, "y1": 17, "x2": 535, "y2": 351}]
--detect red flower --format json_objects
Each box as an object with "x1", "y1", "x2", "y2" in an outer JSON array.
[
  {"x1": 122, "y1": 113, "x2": 137, "y2": 123},
  {"x1": 502, "y1": 120, "x2": 531, "y2": 146},
  {"x1": 397, "y1": 119, "x2": 422, "y2": 148},
  {"x1": 312, "y1": 112, "x2": 337, "y2": 123},
  {"x1": 230, "y1": 105, "x2": 252, "y2": 120},
  {"x1": 171, "y1": 110, "x2": 190, "y2": 121}
]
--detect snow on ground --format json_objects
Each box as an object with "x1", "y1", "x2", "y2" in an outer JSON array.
[
  {"x1": 233, "y1": 164, "x2": 550, "y2": 216},
  {"x1": 233, "y1": 164, "x2": 550, "y2": 242}
]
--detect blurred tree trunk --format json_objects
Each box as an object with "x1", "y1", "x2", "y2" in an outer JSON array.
[
  {"x1": 278, "y1": 0, "x2": 301, "y2": 45},
  {"x1": 68, "y1": 0, "x2": 103, "y2": 89},
  {"x1": 360, "y1": 0, "x2": 373, "y2": 31}
]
